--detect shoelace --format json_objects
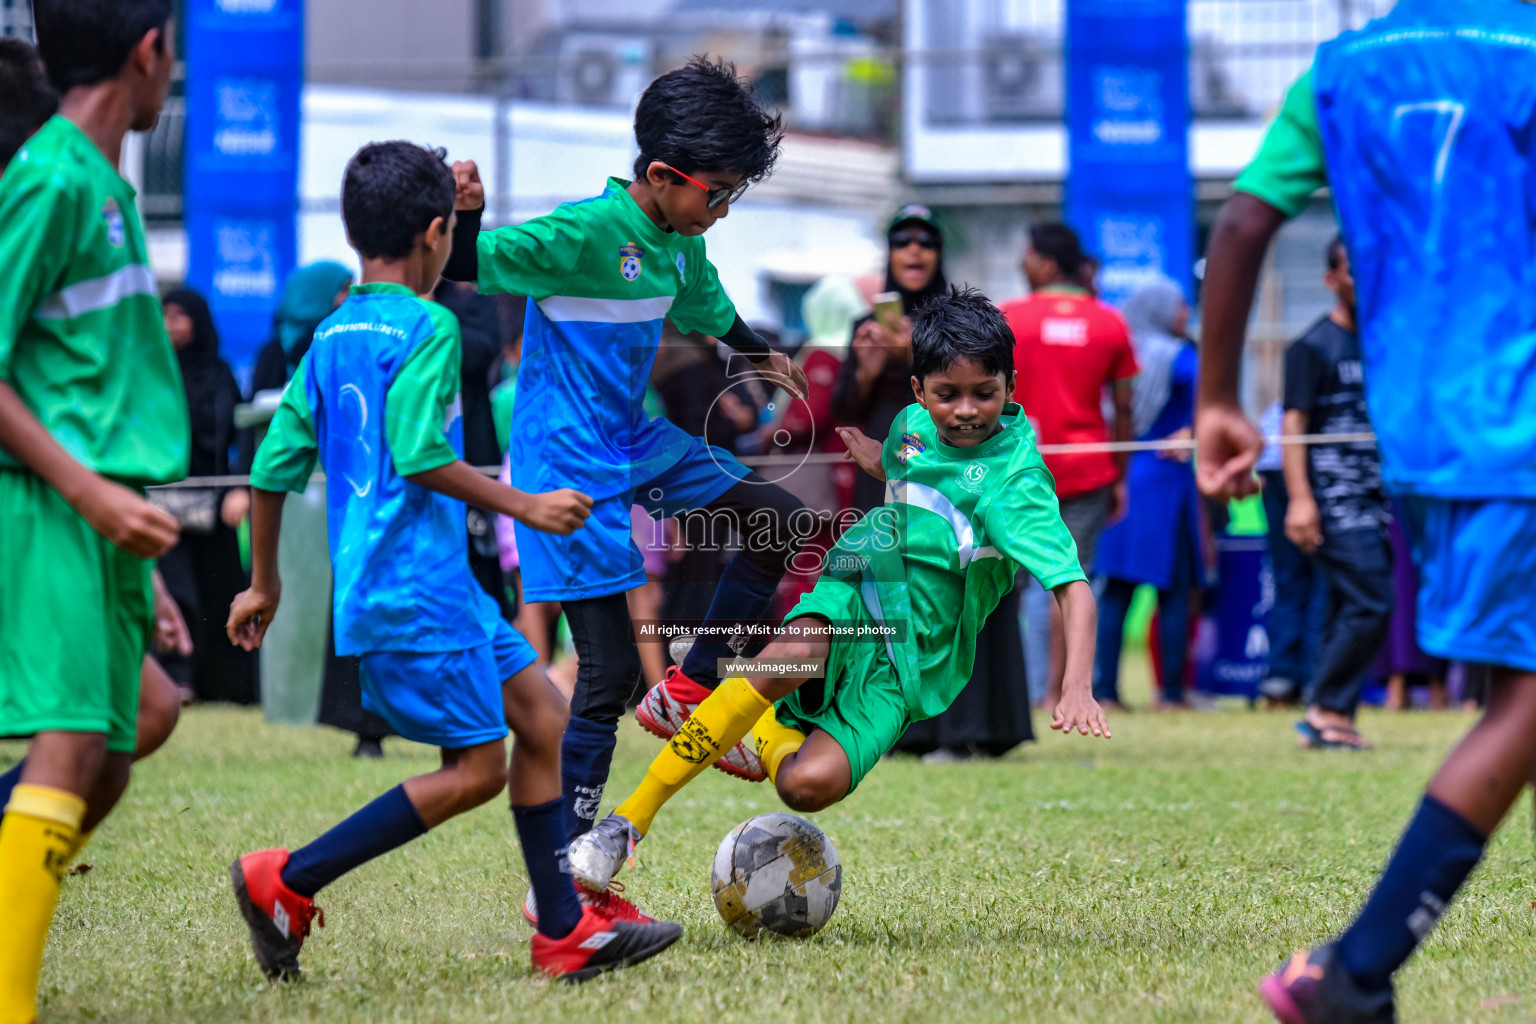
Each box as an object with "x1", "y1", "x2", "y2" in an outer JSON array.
[{"x1": 580, "y1": 880, "x2": 648, "y2": 922}]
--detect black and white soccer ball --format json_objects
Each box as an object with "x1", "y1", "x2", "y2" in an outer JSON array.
[{"x1": 710, "y1": 813, "x2": 841, "y2": 939}]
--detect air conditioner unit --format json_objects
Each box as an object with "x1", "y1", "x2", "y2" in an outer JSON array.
[
  {"x1": 557, "y1": 34, "x2": 653, "y2": 109},
  {"x1": 983, "y1": 34, "x2": 1063, "y2": 122}
]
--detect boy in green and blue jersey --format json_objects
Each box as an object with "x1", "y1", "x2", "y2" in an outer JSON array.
[
  {"x1": 444, "y1": 58, "x2": 814, "y2": 844},
  {"x1": 1199, "y1": 2, "x2": 1536, "y2": 1019},
  {"x1": 225, "y1": 141, "x2": 681, "y2": 984}
]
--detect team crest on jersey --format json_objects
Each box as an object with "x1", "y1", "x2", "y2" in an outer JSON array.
[
  {"x1": 676, "y1": 251, "x2": 687, "y2": 284},
  {"x1": 619, "y1": 242, "x2": 644, "y2": 282},
  {"x1": 965, "y1": 463, "x2": 988, "y2": 484},
  {"x1": 102, "y1": 198, "x2": 125, "y2": 248},
  {"x1": 897, "y1": 432, "x2": 926, "y2": 463}
]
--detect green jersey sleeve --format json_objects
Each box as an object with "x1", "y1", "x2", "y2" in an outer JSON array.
[
  {"x1": 0, "y1": 172, "x2": 77, "y2": 378},
  {"x1": 667, "y1": 244, "x2": 736, "y2": 338},
  {"x1": 386, "y1": 303, "x2": 462, "y2": 477},
  {"x1": 1233, "y1": 68, "x2": 1328, "y2": 218},
  {"x1": 985, "y1": 467, "x2": 1086, "y2": 590},
  {"x1": 250, "y1": 372, "x2": 319, "y2": 493},
  {"x1": 476, "y1": 204, "x2": 586, "y2": 301}
]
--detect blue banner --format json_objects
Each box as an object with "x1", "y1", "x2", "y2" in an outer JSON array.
[
  {"x1": 1065, "y1": 0, "x2": 1191, "y2": 307},
  {"x1": 184, "y1": 0, "x2": 304, "y2": 377}
]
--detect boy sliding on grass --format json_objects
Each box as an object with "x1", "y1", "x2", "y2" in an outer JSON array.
[
  {"x1": 566, "y1": 288, "x2": 1110, "y2": 890},
  {"x1": 1199, "y1": 2, "x2": 1536, "y2": 1020},
  {"x1": 0, "y1": 4, "x2": 186, "y2": 1021},
  {"x1": 225, "y1": 141, "x2": 681, "y2": 983}
]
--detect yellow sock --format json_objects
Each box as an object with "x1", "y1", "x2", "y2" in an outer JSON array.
[
  {"x1": 0, "y1": 785, "x2": 86, "y2": 1024},
  {"x1": 66, "y1": 830, "x2": 93, "y2": 864},
  {"x1": 752, "y1": 707, "x2": 806, "y2": 786},
  {"x1": 617, "y1": 677, "x2": 770, "y2": 835}
]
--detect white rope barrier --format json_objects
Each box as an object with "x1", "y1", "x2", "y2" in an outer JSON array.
[{"x1": 144, "y1": 433, "x2": 1377, "y2": 490}]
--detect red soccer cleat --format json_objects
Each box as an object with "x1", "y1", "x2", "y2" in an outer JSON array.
[
  {"x1": 635, "y1": 665, "x2": 766, "y2": 782},
  {"x1": 530, "y1": 904, "x2": 682, "y2": 982},
  {"x1": 522, "y1": 879, "x2": 658, "y2": 928},
  {"x1": 230, "y1": 849, "x2": 325, "y2": 981}
]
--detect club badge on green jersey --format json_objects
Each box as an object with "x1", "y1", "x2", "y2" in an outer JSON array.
[
  {"x1": 619, "y1": 242, "x2": 644, "y2": 282},
  {"x1": 897, "y1": 432, "x2": 926, "y2": 462},
  {"x1": 676, "y1": 251, "x2": 687, "y2": 285},
  {"x1": 102, "y1": 197, "x2": 126, "y2": 247}
]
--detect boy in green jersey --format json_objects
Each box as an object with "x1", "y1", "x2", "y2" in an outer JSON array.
[
  {"x1": 0, "y1": 2, "x2": 184, "y2": 1021},
  {"x1": 566, "y1": 287, "x2": 1111, "y2": 891}
]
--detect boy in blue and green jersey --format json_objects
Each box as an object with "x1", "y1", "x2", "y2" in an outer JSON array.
[
  {"x1": 0, "y1": 4, "x2": 185, "y2": 1021},
  {"x1": 443, "y1": 58, "x2": 814, "y2": 845},
  {"x1": 225, "y1": 141, "x2": 682, "y2": 985},
  {"x1": 563, "y1": 288, "x2": 1110, "y2": 895},
  {"x1": 1197, "y1": 2, "x2": 1536, "y2": 1020}
]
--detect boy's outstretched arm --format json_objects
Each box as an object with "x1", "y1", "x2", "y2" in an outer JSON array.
[
  {"x1": 1195, "y1": 192, "x2": 1287, "y2": 500},
  {"x1": 227, "y1": 488, "x2": 287, "y2": 650},
  {"x1": 405, "y1": 460, "x2": 593, "y2": 535},
  {"x1": 1050, "y1": 579, "x2": 1110, "y2": 738},
  {"x1": 0, "y1": 381, "x2": 180, "y2": 559}
]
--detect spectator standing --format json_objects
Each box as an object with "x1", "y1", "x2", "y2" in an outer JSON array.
[
  {"x1": 154, "y1": 289, "x2": 257, "y2": 704},
  {"x1": 1002, "y1": 223, "x2": 1138, "y2": 707},
  {"x1": 249, "y1": 261, "x2": 354, "y2": 396},
  {"x1": 1256, "y1": 400, "x2": 1328, "y2": 704},
  {"x1": 1282, "y1": 238, "x2": 1393, "y2": 749},
  {"x1": 1091, "y1": 278, "x2": 1206, "y2": 709},
  {"x1": 832, "y1": 204, "x2": 947, "y2": 513}
]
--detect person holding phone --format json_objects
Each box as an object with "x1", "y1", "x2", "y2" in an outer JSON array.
[{"x1": 832, "y1": 204, "x2": 948, "y2": 514}]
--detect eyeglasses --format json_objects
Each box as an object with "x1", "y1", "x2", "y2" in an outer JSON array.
[
  {"x1": 890, "y1": 228, "x2": 941, "y2": 251},
  {"x1": 661, "y1": 163, "x2": 750, "y2": 209}
]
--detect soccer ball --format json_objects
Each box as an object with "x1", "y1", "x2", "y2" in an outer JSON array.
[{"x1": 710, "y1": 813, "x2": 842, "y2": 939}]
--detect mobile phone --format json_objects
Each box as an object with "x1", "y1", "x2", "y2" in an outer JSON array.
[{"x1": 872, "y1": 291, "x2": 903, "y2": 330}]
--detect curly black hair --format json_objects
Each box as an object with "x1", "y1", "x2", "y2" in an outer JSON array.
[
  {"x1": 632, "y1": 56, "x2": 783, "y2": 185},
  {"x1": 911, "y1": 285, "x2": 1016, "y2": 384},
  {"x1": 342, "y1": 141, "x2": 456, "y2": 260}
]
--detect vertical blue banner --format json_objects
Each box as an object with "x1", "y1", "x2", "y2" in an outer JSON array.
[
  {"x1": 1065, "y1": 0, "x2": 1191, "y2": 307},
  {"x1": 184, "y1": 0, "x2": 304, "y2": 377}
]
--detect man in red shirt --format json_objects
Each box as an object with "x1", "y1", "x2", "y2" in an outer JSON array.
[{"x1": 1002, "y1": 222, "x2": 1138, "y2": 706}]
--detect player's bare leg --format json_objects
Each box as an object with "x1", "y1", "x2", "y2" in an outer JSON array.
[
  {"x1": 773, "y1": 730, "x2": 852, "y2": 814},
  {"x1": 401, "y1": 740, "x2": 508, "y2": 827}
]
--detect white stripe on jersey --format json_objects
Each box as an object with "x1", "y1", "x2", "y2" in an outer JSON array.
[
  {"x1": 884, "y1": 479, "x2": 1003, "y2": 567},
  {"x1": 35, "y1": 264, "x2": 157, "y2": 321},
  {"x1": 536, "y1": 294, "x2": 674, "y2": 324}
]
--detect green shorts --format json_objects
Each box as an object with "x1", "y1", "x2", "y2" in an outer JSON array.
[
  {"x1": 775, "y1": 576, "x2": 911, "y2": 796},
  {"x1": 0, "y1": 472, "x2": 151, "y2": 753}
]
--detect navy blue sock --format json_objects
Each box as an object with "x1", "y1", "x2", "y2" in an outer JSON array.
[
  {"x1": 513, "y1": 798, "x2": 583, "y2": 939},
  {"x1": 0, "y1": 758, "x2": 23, "y2": 810},
  {"x1": 681, "y1": 554, "x2": 783, "y2": 687},
  {"x1": 561, "y1": 714, "x2": 617, "y2": 840},
  {"x1": 281, "y1": 784, "x2": 429, "y2": 898},
  {"x1": 1335, "y1": 794, "x2": 1486, "y2": 992}
]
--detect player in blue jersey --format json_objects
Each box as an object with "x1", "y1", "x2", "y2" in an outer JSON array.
[
  {"x1": 1198, "y1": 2, "x2": 1536, "y2": 1021},
  {"x1": 441, "y1": 58, "x2": 814, "y2": 879},
  {"x1": 225, "y1": 141, "x2": 682, "y2": 984}
]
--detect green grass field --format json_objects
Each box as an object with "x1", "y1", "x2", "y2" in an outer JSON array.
[{"x1": 6, "y1": 671, "x2": 1533, "y2": 1024}]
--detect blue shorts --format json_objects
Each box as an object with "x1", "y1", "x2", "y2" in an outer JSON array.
[
  {"x1": 358, "y1": 619, "x2": 537, "y2": 749},
  {"x1": 1398, "y1": 496, "x2": 1536, "y2": 672},
  {"x1": 516, "y1": 431, "x2": 749, "y2": 602}
]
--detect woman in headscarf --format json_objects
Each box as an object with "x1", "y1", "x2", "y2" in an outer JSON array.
[
  {"x1": 249, "y1": 261, "x2": 354, "y2": 394},
  {"x1": 832, "y1": 204, "x2": 948, "y2": 514},
  {"x1": 1092, "y1": 277, "x2": 1207, "y2": 710},
  {"x1": 155, "y1": 288, "x2": 258, "y2": 703}
]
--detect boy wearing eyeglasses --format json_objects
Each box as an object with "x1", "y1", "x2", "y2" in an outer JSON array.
[{"x1": 443, "y1": 57, "x2": 812, "y2": 924}]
